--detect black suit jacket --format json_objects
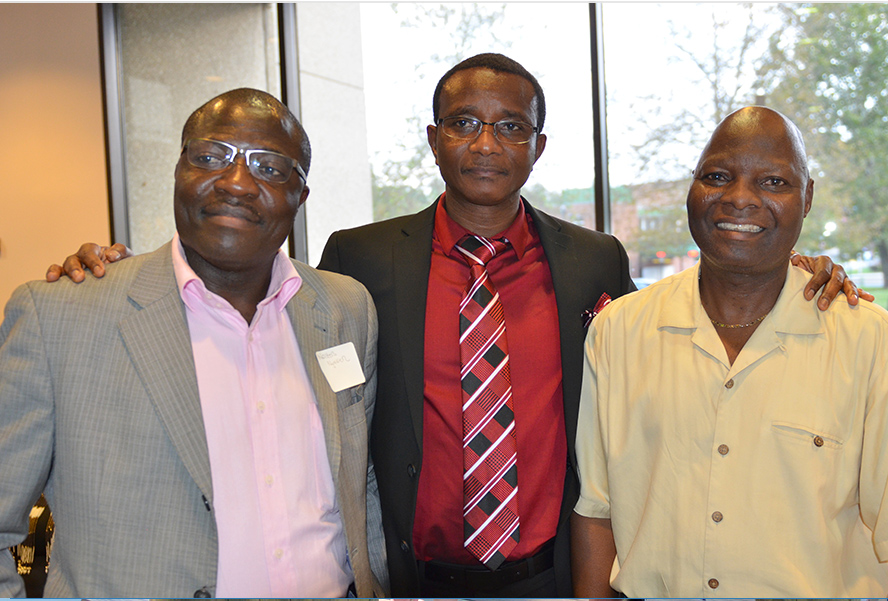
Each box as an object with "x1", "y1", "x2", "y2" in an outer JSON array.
[{"x1": 318, "y1": 198, "x2": 635, "y2": 596}]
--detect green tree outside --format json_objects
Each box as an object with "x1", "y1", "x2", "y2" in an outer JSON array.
[{"x1": 761, "y1": 3, "x2": 888, "y2": 282}]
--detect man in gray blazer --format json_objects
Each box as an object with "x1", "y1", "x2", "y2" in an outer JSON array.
[{"x1": 0, "y1": 89, "x2": 386, "y2": 598}]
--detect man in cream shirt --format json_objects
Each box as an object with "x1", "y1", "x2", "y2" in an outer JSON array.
[{"x1": 571, "y1": 106, "x2": 888, "y2": 597}]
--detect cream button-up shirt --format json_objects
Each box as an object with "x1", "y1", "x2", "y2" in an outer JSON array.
[{"x1": 575, "y1": 263, "x2": 888, "y2": 597}]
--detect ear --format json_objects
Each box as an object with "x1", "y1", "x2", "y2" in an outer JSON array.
[
  {"x1": 533, "y1": 132, "x2": 547, "y2": 164},
  {"x1": 298, "y1": 184, "x2": 310, "y2": 209},
  {"x1": 427, "y1": 124, "x2": 439, "y2": 166},
  {"x1": 803, "y1": 178, "x2": 814, "y2": 217}
]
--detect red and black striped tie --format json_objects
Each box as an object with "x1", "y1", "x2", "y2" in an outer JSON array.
[{"x1": 456, "y1": 234, "x2": 519, "y2": 570}]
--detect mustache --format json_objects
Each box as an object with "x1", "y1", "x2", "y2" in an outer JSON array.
[{"x1": 203, "y1": 194, "x2": 261, "y2": 222}]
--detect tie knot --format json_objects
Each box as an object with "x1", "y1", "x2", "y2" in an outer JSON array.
[{"x1": 456, "y1": 235, "x2": 509, "y2": 266}]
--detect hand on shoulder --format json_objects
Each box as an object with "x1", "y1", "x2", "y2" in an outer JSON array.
[{"x1": 45, "y1": 243, "x2": 132, "y2": 283}]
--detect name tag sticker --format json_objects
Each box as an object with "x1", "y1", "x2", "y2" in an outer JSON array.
[{"x1": 316, "y1": 342, "x2": 365, "y2": 393}]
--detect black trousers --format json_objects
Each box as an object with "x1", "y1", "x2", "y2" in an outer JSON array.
[{"x1": 419, "y1": 564, "x2": 557, "y2": 598}]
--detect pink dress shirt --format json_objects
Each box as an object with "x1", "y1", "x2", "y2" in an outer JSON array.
[{"x1": 172, "y1": 234, "x2": 351, "y2": 596}]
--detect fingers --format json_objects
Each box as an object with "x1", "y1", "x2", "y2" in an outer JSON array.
[
  {"x1": 814, "y1": 266, "x2": 844, "y2": 310},
  {"x1": 801, "y1": 255, "x2": 834, "y2": 303},
  {"x1": 801, "y1": 256, "x2": 871, "y2": 310},
  {"x1": 75, "y1": 243, "x2": 110, "y2": 277},
  {"x1": 841, "y1": 276, "x2": 861, "y2": 307},
  {"x1": 45, "y1": 264, "x2": 63, "y2": 282},
  {"x1": 858, "y1": 288, "x2": 876, "y2": 302},
  {"x1": 45, "y1": 242, "x2": 127, "y2": 283},
  {"x1": 61, "y1": 253, "x2": 92, "y2": 282},
  {"x1": 105, "y1": 243, "x2": 133, "y2": 262}
]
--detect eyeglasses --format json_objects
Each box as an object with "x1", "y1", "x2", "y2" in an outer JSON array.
[
  {"x1": 437, "y1": 116, "x2": 539, "y2": 144},
  {"x1": 182, "y1": 138, "x2": 307, "y2": 184}
]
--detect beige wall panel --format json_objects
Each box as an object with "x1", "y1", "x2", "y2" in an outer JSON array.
[{"x1": 0, "y1": 3, "x2": 109, "y2": 308}]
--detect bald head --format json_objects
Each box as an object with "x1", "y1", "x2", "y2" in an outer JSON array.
[
  {"x1": 696, "y1": 106, "x2": 809, "y2": 180},
  {"x1": 181, "y1": 88, "x2": 311, "y2": 174}
]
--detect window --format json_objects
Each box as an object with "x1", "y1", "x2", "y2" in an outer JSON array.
[
  {"x1": 99, "y1": 2, "x2": 887, "y2": 306},
  {"x1": 104, "y1": 3, "x2": 282, "y2": 254},
  {"x1": 603, "y1": 2, "x2": 888, "y2": 300},
  {"x1": 358, "y1": 3, "x2": 596, "y2": 235}
]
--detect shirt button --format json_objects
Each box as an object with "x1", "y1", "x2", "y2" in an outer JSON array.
[
  {"x1": 265, "y1": 475, "x2": 274, "y2": 486},
  {"x1": 257, "y1": 401, "x2": 266, "y2": 413},
  {"x1": 725, "y1": 379, "x2": 734, "y2": 389},
  {"x1": 718, "y1": 444, "x2": 729, "y2": 455},
  {"x1": 708, "y1": 578, "x2": 719, "y2": 589},
  {"x1": 813, "y1": 435, "x2": 824, "y2": 447},
  {"x1": 712, "y1": 511, "x2": 723, "y2": 523},
  {"x1": 274, "y1": 548, "x2": 283, "y2": 559}
]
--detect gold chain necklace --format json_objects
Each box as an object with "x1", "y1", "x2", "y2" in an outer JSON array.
[
  {"x1": 709, "y1": 313, "x2": 769, "y2": 329},
  {"x1": 698, "y1": 271, "x2": 770, "y2": 329}
]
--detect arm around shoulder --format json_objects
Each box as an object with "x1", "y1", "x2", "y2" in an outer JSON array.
[{"x1": 45, "y1": 242, "x2": 132, "y2": 283}]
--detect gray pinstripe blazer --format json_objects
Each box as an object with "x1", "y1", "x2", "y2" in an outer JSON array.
[{"x1": 0, "y1": 242, "x2": 387, "y2": 598}]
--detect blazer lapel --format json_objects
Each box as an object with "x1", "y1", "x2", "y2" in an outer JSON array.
[
  {"x1": 525, "y1": 203, "x2": 587, "y2": 438},
  {"x1": 393, "y1": 202, "x2": 436, "y2": 447},
  {"x1": 285, "y1": 278, "x2": 342, "y2": 488},
  {"x1": 117, "y1": 243, "x2": 214, "y2": 502}
]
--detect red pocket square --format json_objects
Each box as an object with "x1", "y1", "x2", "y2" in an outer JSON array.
[{"x1": 583, "y1": 293, "x2": 612, "y2": 328}]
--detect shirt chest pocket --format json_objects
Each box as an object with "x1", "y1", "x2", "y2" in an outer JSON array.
[
  {"x1": 771, "y1": 421, "x2": 844, "y2": 450},
  {"x1": 769, "y1": 419, "x2": 862, "y2": 509}
]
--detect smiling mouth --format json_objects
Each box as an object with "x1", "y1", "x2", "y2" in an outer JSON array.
[
  {"x1": 717, "y1": 222, "x2": 763, "y2": 233},
  {"x1": 465, "y1": 166, "x2": 506, "y2": 177},
  {"x1": 205, "y1": 203, "x2": 260, "y2": 224}
]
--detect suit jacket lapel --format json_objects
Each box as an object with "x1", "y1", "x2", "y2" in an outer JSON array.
[
  {"x1": 284, "y1": 276, "x2": 342, "y2": 488},
  {"x1": 117, "y1": 243, "x2": 214, "y2": 501},
  {"x1": 393, "y1": 202, "x2": 436, "y2": 448},
  {"x1": 525, "y1": 203, "x2": 586, "y2": 441}
]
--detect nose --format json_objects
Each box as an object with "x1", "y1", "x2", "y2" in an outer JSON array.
[
  {"x1": 214, "y1": 154, "x2": 260, "y2": 197},
  {"x1": 720, "y1": 177, "x2": 761, "y2": 210},
  {"x1": 468, "y1": 122, "x2": 503, "y2": 155}
]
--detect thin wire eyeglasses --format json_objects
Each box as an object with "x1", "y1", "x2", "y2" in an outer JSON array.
[
  {"x1": 182, "y1": 138, "x2": 307, "y2": 184},
  {"x1": 437, "y1": 116, "x2": 539, "y2": 144}
]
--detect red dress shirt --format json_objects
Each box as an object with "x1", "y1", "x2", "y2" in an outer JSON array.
[{"x1": 413, "y1": 196, "x2": 567, "y2": 564}]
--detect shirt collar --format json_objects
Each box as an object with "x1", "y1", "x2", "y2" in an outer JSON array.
[
  {"x1": 172, "y1": 231, "x2": 303, "y2": 314},
  {"x1": 433, "y1": 192, "x2": 533, "y2": 260},
  {"x1": 658, "y1": 262, "x2": 824, "y2": 335}
]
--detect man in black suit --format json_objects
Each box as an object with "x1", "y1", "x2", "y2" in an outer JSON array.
[
  {"x1": 49, "y1": 53, "x2": 633, "y2": 596},
  {"x1": 315, "y1": 53, "x2": 863, "y2": 596},
  {"x1": 317, "y1": 53, "x2": 633, "y2": 597}
]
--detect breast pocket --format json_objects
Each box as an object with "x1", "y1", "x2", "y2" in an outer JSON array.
[
  {"x1": 769, "y1": 419, "x2": 859, "y2": 513},
  {"x1": 771, "y1": 421, "x2": 844, "y2": 450}
]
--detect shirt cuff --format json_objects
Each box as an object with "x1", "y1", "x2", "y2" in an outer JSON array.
[
  {"x1": 875, "y1": 538, "x2": 888, "y2": 563},
  {"x1": 574, "y1": 494, "x2": 610, "y2": 519}
]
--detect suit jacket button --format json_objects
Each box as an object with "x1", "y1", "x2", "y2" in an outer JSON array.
[
  {"x1": 407, "y1": 464, "x2": 416, "y2": 477},
  {"x1": 400, "y1": 540, "x2": 410, "y2": 552},
  {"x1": 193, "y1": 588, "x2": 211, "y2": 598}
]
